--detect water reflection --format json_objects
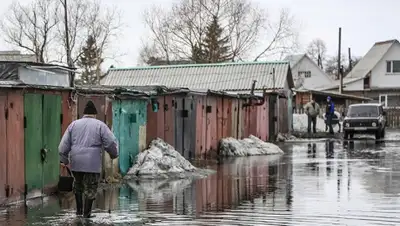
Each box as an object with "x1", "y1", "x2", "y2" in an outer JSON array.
[{"x1": 4, "y1": 140, "x2": 400, "y2": 225}]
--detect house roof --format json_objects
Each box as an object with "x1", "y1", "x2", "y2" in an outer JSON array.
[
  {"x1": 295, "y1": 88, "x2": 372, "y2": 101},
  {"x1": 102, "y1": 61, "x2": 294, "y2": 91},
  {"x1": 0, "y1": 51, "x2": 36, "y2": 62},
  {"x1": 346, "y1": 39, "x2": 399, "y2": 79},
  {"x1": 316, "y1": 76, "x2": 363, "y2": 91},
  {"x1": 0, "y1": 61, "x2": 75, "y2": 81},
  {"x1": 284, "y1": 54, "x2": 305, "y2": 68}
]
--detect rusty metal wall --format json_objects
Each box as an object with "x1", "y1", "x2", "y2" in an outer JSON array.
[
  {"x1": 279, "y1": 97, "x2": 289, "y2": 134},
  {"x1": 206, "y1": 96, "x2": 217, "y2": 156},
  {"x1": 0, "y1": 91, "x2": 7, "y2": 201},
  {"x1": 174, "y1": 96, "x2": 184, "y2": 155},
  {"x1": 195, "y1": 96, "x2": 205, "y2": 158},
  {"x1": 257, "y1": 96, "x2": 269, "y2": 141},
  {"x1": 146, "y1": 95, "x2": 176, "y2": 147},
  {"x1": 61, "y1": 92, "x2": 73, "y2": 134},
  {"x1": 230, "y1": 99, "x2": 239, "y2": 139},
  {"x1": 164, "y1": 95, "x2": 175, "y2": 146},
  {"x1": 184, "y1": 95, "x2": 197, "y2": 159},
  {"x1": 173, "y1": 95, "x2": 197, "y2": 159},
  {"x1": 223, "y1": 98, "x2": 231, "y2": 138},
  {"x1": 6, "y1": 90, "x2": 25, "y2": 200},
  {"x1": 146, "y1": 98, "x2": 159, "y2": 145},
  {"x1": 105, "y1": 97, "x2": 113, "y2": 129},
  {"x1": 77, "y1": 95, "x2": 106, "y2": 121}
]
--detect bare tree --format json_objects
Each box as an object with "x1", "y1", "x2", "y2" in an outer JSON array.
[
  {"x1": 140, "y1": 7, "x2": 172, "y2": 64},
  {"x1": 0, "y1": 0, "x2": 60, "y2": 63},
  {"x1": 84, "y1": 1, "x2": 123, "y2": 81},
  {"x1": 141, "y1": 0, "x2": 295, "y2": 64},
  {"x1": 306, "y1": 38, "x2": 327, "y2": 68},
  {"x1": 325, "y1": 54, "x2": 347, "y2": 79},
  {"x1": 1, "y1": 0, "x2": 122, "y2": 68},
  {"x1": 254, "y1": 8, "x2": 299, "y2": 61}
]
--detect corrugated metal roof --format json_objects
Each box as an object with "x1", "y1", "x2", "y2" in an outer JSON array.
[
  {"x1": 102, "y1": 61, "x2": 293, "y2": 91},
  {"x1": 284, "y1": 54, "x2": 305, "y2": 68},
  {"x1": 346, "y1": 39, "x2": 398, "y2": 78},
  {"x1": 0, "y1": 80, "x2": 21, "y2": 86},
  {"x1": 0, "y1": 51, "x2": 36, "y2": 62}
]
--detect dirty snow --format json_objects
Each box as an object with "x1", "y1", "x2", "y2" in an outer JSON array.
[
  {"x1": 293, "y1": 111, "x2": 342, "y2": 132},
  {"x1": 219, "y1": 135, "x2": 284, "y2": 156},
  {"x1": 125, "y1": 138, "x2": 197, "y2": 179},
  {"x1": 276, "y1": 133, "x2": 298, "y2": 142}
]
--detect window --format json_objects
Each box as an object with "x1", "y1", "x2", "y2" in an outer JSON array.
[
  {"x1": 363, "y1": 77, "x2": 370, "y2": 89},
  {"x1": 347, "y1": 105, "x2": 379, "y2": 117},
  {"x1": 379, "y1": 94, "x2": 387, "y2": 107},
  {"x1": 298, "y1": 71, "x2": 311, "y2": 78},
  {"x1": 386, "y1": 61, "x2": 400, "y2": 73}
]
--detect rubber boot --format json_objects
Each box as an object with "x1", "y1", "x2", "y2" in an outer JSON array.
[
  {"x1": 75, "y1": 193, "x2": 83, "y2": 216},
  {"x1": 83, "y1": 198, "x2": 95, "y2": 218}
]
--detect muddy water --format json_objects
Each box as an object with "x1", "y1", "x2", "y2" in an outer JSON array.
[{"x1": 2, "y1": 139, "x2": 400, "y2": 225}]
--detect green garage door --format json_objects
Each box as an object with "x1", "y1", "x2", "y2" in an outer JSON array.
[{"x1": 24, "y1": 93, "x2": 62, "y2": 192}]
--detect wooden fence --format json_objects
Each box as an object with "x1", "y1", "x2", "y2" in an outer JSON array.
[
  {"x1": 384, "y1": 108, "x2": 400, "y2": 128},
  {"x1": 293, "y1": 105, "x2": 345, "y2": 118}
]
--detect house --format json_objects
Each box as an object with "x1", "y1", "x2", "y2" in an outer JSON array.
[
  {"x1": 0, "y1": 51, "x2": 36, "y2": 62},
  {"x1": 102, "y1": 61, "x2": 295, "y2": 134},
  {"x1": 284, "y1": 54, "x2": 334, "y2": 90},
  {"x1": 322, "y1": 39, "x2": 400, "y2": 107}
]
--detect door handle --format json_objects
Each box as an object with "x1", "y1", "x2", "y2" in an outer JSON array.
[{"x1": 40, "y1": 148, "x2": 48, "y2": 163}]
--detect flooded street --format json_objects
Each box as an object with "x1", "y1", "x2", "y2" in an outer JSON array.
[{"x1": 3, "y1": 131, "x2": 400, "y2": 225}]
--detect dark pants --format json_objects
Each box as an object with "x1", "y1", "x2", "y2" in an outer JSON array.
[
  {"x1": 326, "y1": 115, "x2": 334, "y2": 134},
  {"x1": 72, "y1": 171, "x2": 100, "y2": 200},
  {"x1": 307, "y1": 116, "x2": 317, "y2": 133}
]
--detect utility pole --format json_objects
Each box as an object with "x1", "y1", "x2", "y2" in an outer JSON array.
[
  {"x1": 62, "y1": 0, "x2": 74, "y2": 87},
  {"x1": 348, "y1": 47, "x2": 352, "y2": 71},
  {"x1": 338, "y1": 27, "x2": 343, "y2": 94}
]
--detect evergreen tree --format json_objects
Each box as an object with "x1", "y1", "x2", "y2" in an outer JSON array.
[
  {"x1": 202, "y1": 15, "x2": 231, "y2": 63},
  {"x1": 191, "y1": 43, "x2": 206, "y2": 63},
  {"x1": 77, "y1": 35, "x2": 104, "y2": 85}
]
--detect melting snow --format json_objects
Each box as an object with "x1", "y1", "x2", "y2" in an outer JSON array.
[
  {"x1": 219, "y1": 135, "x2": 284, "y2": 156},
  {"x1": 126, "y1": 138, "x2": 197, "y2": 179},
  {"x1": 293, "y1": 112, "x2": 342, "y2": 132}
]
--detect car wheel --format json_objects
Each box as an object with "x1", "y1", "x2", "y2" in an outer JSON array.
[{"x1": 375, "y1": 130, "x2": 381, "y2": 140}]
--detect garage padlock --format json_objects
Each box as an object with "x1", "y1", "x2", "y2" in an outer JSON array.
[{"x1": 40, "y1": 148, "x2": 48, "y2": 163}]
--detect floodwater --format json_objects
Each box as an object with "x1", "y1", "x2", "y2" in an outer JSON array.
[{"x1": 3, "y1": 133, "x2": 400, "y2": 225}]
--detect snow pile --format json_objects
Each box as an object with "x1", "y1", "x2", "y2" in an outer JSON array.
[
  {"x1": 219, "y1": 135, "x2": 284, "y2": 156},
  {"x1": 276, "y1": 133, "x2": 298, "y2": 142},
  {"x1": 126, "y1": 138, "x2": 196, "y2": 179},
  {"x1": 293, "y1": 111, "x2": 341, "y2": 132}
]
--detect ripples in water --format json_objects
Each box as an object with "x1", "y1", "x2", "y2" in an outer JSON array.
[{"x1": 2, "y1": 139, "x2": 400, "y2": 225}]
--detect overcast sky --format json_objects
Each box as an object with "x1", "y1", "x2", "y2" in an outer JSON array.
[{"x1": 1, "y1": 0, "x2": 399, "y2": 68}]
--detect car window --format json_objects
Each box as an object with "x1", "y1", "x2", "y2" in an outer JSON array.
[{"x1": 347, "y1": 105, "x2": 379, "y2": 117}]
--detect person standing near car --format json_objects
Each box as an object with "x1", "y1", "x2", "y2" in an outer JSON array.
[
  {"x1": 59, "y1": 100, "x2": 119, "y2": 218},
  {"x1": 325, "y1": 96, "x2": 335, "y2": 134},
  {"x1": 304, "y1": 97, "x2": 320, "y2": 134}
]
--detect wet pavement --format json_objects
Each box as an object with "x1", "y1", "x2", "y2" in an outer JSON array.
[{"x1": 3, "y1": 131, "x2": 400, "y2": 225}]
